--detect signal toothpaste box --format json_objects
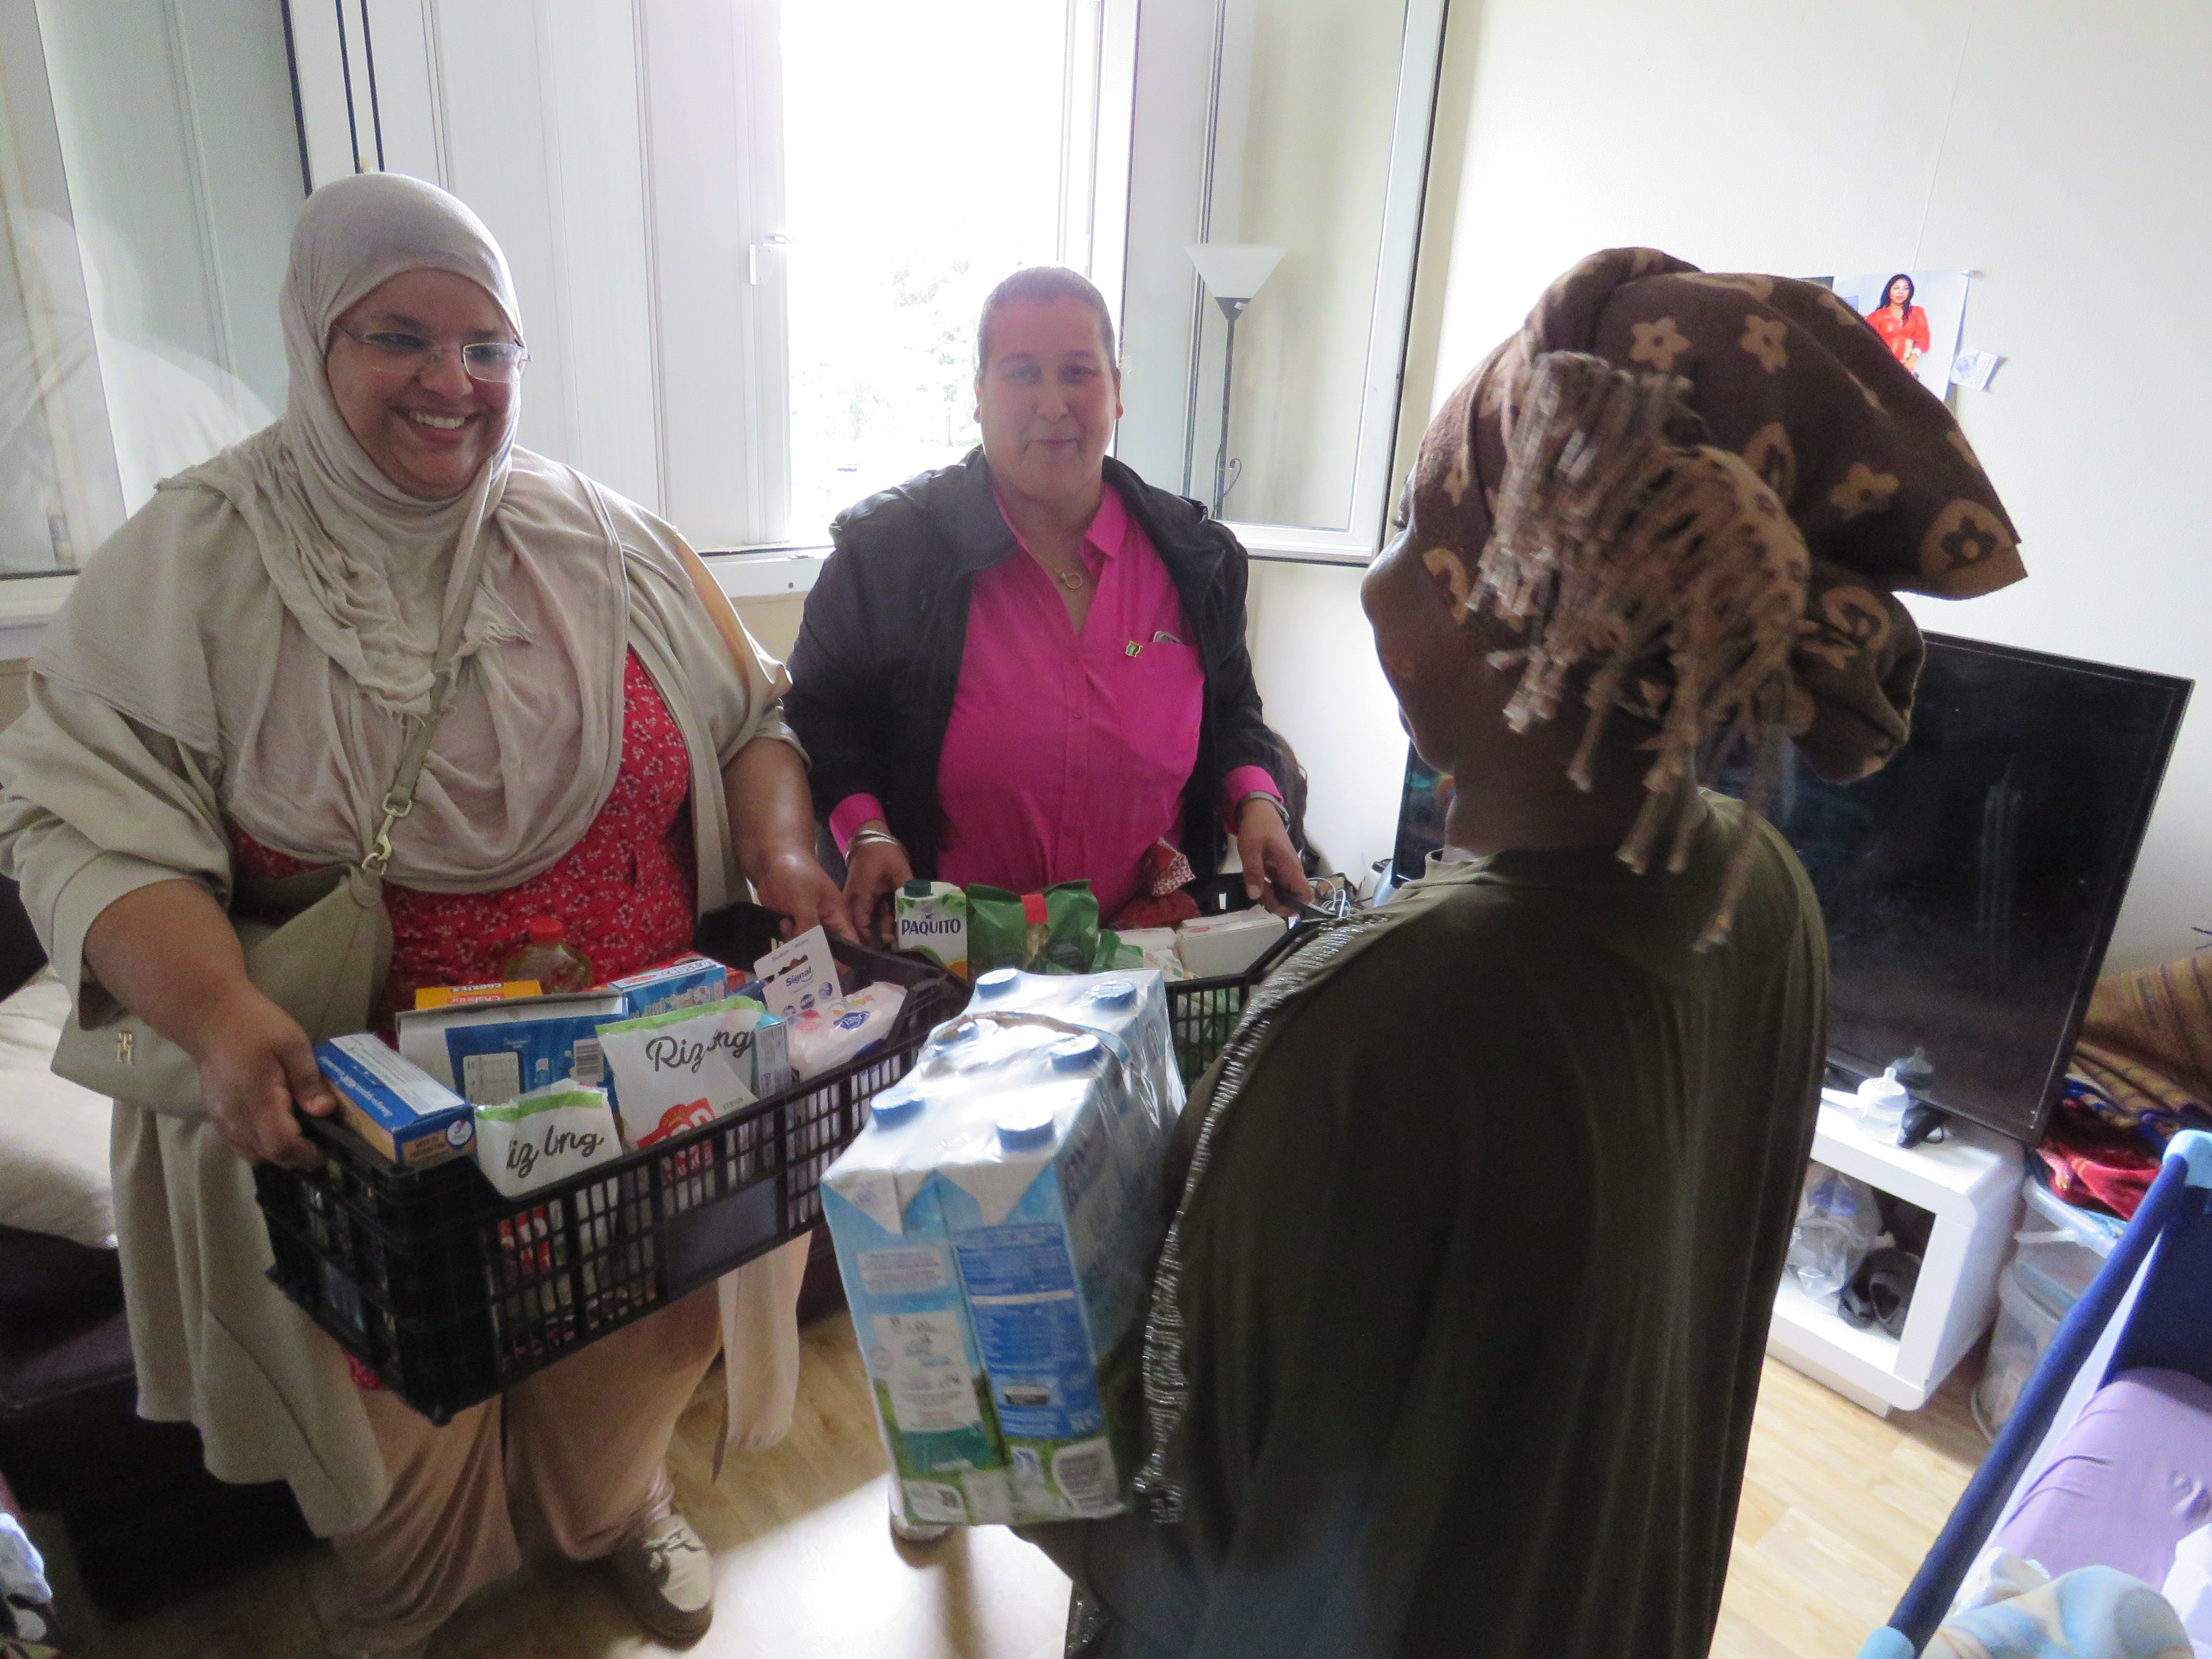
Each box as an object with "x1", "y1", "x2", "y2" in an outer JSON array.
[{"x1": 315, "y1": 1033, "x2": 477, "y2": 1168}]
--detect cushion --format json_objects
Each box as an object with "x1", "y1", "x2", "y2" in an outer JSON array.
[{"x1": 0, "y1": 974, "x2": 113, "y2": 1250}]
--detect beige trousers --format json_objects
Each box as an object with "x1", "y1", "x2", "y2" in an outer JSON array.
[{"x1": 325, "y1": 1287, "x2": 723, "y2": 1654}]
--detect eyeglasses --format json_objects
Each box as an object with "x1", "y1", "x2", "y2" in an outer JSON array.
[{"x1": 331, "y1": 324, "x2": 530, "y2": 385}]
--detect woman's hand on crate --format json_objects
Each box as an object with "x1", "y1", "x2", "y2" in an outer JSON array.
[{"x1": 197, "y1": 988, "x2": 339, "y2": 1169}]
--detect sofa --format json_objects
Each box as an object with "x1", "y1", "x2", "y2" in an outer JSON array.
[{"x1": 0, "y1": 878, "x2": 309, "y2": 1619}]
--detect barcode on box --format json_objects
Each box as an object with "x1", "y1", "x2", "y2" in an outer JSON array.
[
  {"x1": 1052, "y1": 1439, "x2": 1118, "y2": 1515},
  {"x1": 571, "y1": 1038, "x2": 604, "y2": 1088},
  {"x1": 462, "y1": 1050, "x2": 522, "y2": 1106}
]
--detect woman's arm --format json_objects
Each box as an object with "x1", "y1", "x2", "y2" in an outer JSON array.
[
  {"x1": 1204, "y1": 533, "x2": 1312, "y2": 914},
  {"x1": 723, "y1": 735, "x2": 854, "y2": 941},
  {"x1": 82, "y1": 880, "x2": 337, "y2": 1167}
]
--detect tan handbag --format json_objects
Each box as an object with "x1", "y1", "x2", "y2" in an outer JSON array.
[{"x1": 52, "y1": 510, "x2": 491, "y2": 1117}]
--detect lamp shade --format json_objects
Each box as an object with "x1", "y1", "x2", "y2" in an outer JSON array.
[{"x1": 1185, "y1": 243, "x2": 1286, "y2": 302}]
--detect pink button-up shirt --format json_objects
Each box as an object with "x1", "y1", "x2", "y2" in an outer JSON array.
[{"x1": 830, "y1": 487, "x2": 1275, "y2": 920}]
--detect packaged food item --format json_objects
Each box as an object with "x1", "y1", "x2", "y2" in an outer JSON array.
[
  {"x1": 896, "y1": 881, "x2": 970, "y2": 980},
  {"x1": 396, "y1": 989, "x2": 627, "y2": 1102},
  {"x1": 595, "y1": 994, "x2": 792, "y2": 1150},
  {"x1": 967, "y1": 882, "x2": 1101, "y2": 976},
  {"x1": 754, "y1": 925, "x2": 842, "y2": 1021},
  {"x1": 790, "y1": 982, "x2": 909, "y2": 1080},
  {"x1": 822, "y1": 1082, "x2": 1012, "y2": 1529},
  {"x1": 605, "y1": 953, "x2": 731, "y2": 1021},
  {"x1": 315, "y1": 1034, "x2": 477, "y2": 1168},
  {"x1": 1111, "y1": 927, "x2": 1184, "y2": 981},
  {"x1": 473, "y1": 1080, "x2": 624, "y2": 1198},
  {"x1": 502, "y1": 916, "x2": 593, "y2": 992},
  {"x1": 413, "y1": 980, "x2": 542, "y2": 1010},
  {"x1": 1176, "y1": 909, "x2": 1288, "y2": 979}
]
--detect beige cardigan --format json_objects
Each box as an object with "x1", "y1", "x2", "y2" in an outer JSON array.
[{"x1": 0, "y1": 481, "x2": 810, "y2": 1537}]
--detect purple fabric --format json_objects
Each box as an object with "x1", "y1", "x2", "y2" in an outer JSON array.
[{"x1": 1990, "y1": 1368, "x2": 2212, "y2": 1588}]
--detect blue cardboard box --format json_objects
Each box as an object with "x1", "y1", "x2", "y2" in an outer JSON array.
[{"x1": 316, "y1": 1033, "x2": 476, "y2": 1168}]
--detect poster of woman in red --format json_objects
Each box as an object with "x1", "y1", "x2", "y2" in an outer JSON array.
[{"x1": 1864, "y1": 273, "x2": 1932, "y2": 370}]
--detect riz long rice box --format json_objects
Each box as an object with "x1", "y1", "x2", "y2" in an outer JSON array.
[
  {"x1": 822, "y1": 1078, "x2": 1013, "y2": 1529},
  {"x1": 594, "y1": 995, "x2": 793, "y2": 1151}
]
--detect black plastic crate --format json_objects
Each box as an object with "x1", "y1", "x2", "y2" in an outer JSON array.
[
  {"x1": 1163, "y1": 921, "x2": 1319, "y2": 1084},
  {"x1": 254, "y1": 918, "x2": 965, "y2": 1424}
]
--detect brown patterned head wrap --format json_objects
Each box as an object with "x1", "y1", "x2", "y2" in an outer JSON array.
[{"x1": 1408, "y1": 248, "x2": 2024, "y2": 938}]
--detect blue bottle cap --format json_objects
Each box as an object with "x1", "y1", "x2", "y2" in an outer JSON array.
[
  {"x1": 1085, "y1": 978, "x2": 1137, "y2": 1010},
  {"x1": 997, "y1": 1106, "x2": 1057, "y2": 1149},
  {"x1": 869, "y1": 1088, "x2": 923, "y2": 1127},
  {"x1": 1050, "y1": 1035, "x2": 1104, "y2": 1072},
  {"x1": 975, "y1": 969, "x2": 1021, "y2": 1000}
]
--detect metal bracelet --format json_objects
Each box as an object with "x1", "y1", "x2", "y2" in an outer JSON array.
[{"x1": 1237, "y1": 791, "x2": 1290, "y2": 829}]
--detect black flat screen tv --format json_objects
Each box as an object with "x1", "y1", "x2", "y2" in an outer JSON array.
[{"x1": 1390, "y1": 632, "x2": 2192, "y2": 1146}]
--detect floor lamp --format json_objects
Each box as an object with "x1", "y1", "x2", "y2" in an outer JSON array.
[{"x1": 1185, "y1": 243, "x2": 1285, "y2": 518}]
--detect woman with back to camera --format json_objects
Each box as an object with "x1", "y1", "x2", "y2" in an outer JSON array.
[
  {"x1": 0, "y1": 173, "x2": 849, "y2": 1653},
  {"x1": 1020, "y1": 249, "x2": 2025, "y2": 1659},
  {"x1": 784, "y1": 266, "x2": 1312, "y2": 948},
  {"x1": 1866, "y1": 271, "x2": 1931, "y2": 369}
]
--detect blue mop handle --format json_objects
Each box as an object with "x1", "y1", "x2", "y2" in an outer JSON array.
[{"x1": 1854, "y1": 1129, "x2": 2212, "y2": 1659}]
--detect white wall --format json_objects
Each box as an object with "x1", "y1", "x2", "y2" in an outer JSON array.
[{"x1": 1257, "y1": 0, "x2": 2212, "y2": 970}]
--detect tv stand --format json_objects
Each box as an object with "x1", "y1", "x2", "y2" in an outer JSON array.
[{"x1": 1766, "y1": 1089, "x2": 2022, "y2": 1417}]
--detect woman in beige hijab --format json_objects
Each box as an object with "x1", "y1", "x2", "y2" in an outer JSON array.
[{"x1": 0, "y1": 173, "x2": 846, "y2": 1652}]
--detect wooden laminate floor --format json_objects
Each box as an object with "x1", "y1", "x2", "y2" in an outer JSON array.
[{"x1": 35, "y1": 1317, "x2": 1985, "y2": 1659}]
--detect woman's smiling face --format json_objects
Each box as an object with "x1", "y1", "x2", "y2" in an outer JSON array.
[{"x1": 324, "y1": 268, "x2": 515, "y2": 500}]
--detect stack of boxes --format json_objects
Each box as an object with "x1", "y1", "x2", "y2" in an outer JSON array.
[{"x1": 822, "y1": 969, "x2": 1181, "y2": 1527}]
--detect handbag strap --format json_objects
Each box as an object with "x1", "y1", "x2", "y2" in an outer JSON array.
[{"x1": 361, "y1": 472, "x2": 501, "y2": 879}]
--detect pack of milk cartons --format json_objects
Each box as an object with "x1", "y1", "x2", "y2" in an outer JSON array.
[{"x1": 821, "y1": 969, "x2": 1179, "y2": 1527}]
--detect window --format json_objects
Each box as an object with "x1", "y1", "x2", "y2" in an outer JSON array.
[
  {"x1": 0, "y1": 0, "x2": 301, "y2": 578},
  {"x1": 285, "y1": 0, "x2": 1440, "y2": 563},
  {"x1": 781, "y1": 0, "x2": 1091, "y2": 540}
]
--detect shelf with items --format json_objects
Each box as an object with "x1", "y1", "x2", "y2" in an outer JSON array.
[{"x1": 1767, "y1": 1091, "x2": 2023, "y2": 1417}]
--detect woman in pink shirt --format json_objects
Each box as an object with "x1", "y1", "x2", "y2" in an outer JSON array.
[{"x1": 786, "y1": 268, "x2": 1310, "y2": 942}]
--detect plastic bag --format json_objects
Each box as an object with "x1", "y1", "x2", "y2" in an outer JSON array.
[
  {"x1": 1787, "y1": 1162, "x2": 1884, "y2": 1302},
  {"x1": 968, "y1": 882, "x2": 1101, "y2": 976}
]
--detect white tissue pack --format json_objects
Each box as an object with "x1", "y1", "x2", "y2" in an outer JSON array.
[
  {"x1": 822, "y1": 969, "x2": 1179, "y2": 1526},
  {"x1": 790, "y1": 982, "x2": 908, "y2": 1080}
]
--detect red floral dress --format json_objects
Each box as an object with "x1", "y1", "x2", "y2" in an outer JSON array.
[{"x1": 231, "y1": 650, "x2": 698, "y2": 1020}]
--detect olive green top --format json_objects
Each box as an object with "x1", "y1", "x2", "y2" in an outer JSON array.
[{"x1": 1031, "y1": 793, "x2": 1828, "y2": 1659}]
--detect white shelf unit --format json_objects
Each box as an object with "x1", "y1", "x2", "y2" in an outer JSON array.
[{"x1": 1766, "y1": 1090, "x2": 2024, "y2": 1417}]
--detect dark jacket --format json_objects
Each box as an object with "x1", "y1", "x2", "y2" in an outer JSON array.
[{"x1": 784, "y1": 449, "x2": 1274, "y2": 885}]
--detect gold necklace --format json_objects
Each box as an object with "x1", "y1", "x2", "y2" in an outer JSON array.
[{"x1": 1031, "y1": 550, "x2": 1089, "y2": 591}]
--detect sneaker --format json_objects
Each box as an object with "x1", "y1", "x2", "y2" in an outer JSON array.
[{"x1": 609, "y1": 1513, "x2": 715, "y2": 1644}]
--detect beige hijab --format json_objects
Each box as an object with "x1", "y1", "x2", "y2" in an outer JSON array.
[{"x1": 40, "y1": 172, "x2": 628, "y2": 891}]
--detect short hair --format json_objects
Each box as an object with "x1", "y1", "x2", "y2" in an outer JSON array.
[{"x1": 974, "y1": 266, "x2": 1118, "y2": 381}]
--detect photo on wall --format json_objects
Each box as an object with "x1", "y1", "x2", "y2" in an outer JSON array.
[{"x1": 1827, "y1": 269, "x2": 1972, "y2": 401}]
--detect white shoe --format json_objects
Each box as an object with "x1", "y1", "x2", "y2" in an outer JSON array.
[{"x1": 610, "y1": 1513, "x2": 714, "y2": 1644}]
